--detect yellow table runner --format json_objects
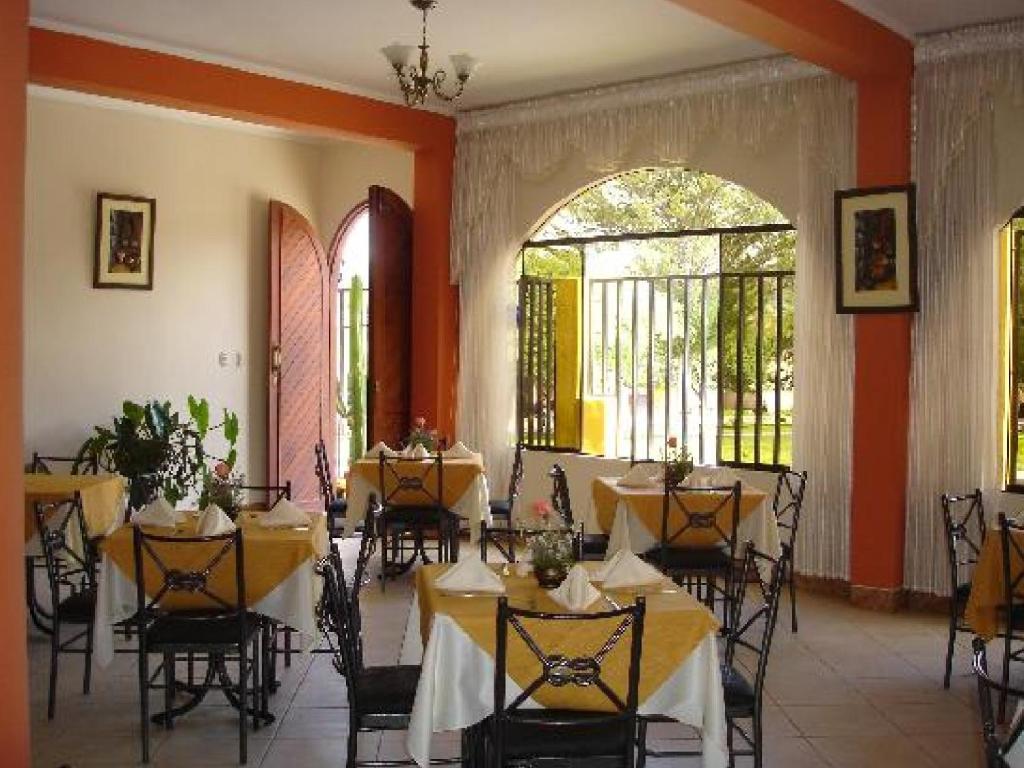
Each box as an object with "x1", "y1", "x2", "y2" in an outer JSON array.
[
  {"x1": 592, "y1": 477, "x2": 767, "y2": 548},
  {"x1": 24, "y1": 473, "x2": 126, "y2": 543},
  {"x1": 101, "y1": 510, "x2": 327, "y2": 611},
  {"x1": 350, "y1": 457, "x2": 483, "y2": 507},
  {"x1": 416, "y1": 562, "x2": 718, "y2": 711},
  {"x1": 964, "y1": 529, "x2": 1024, "y2": 640}
]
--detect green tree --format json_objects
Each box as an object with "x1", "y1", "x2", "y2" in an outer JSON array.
[{"x1": 347, "y1": 275, "x2": 366, "y2": 463}]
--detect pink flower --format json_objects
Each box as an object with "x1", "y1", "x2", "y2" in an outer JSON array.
[
  {"x1": 667, "y1": 436, "x2": 678, "y2": 449},
  {"x1": 532, "y1": 499, "x2": 553, "y2": 519},
  {"x1": 414, "y1": 416, "x2": 426, "y2": 429},
  {"x1": 213, "y1": 461, "x2": 231, "y2": 480}
]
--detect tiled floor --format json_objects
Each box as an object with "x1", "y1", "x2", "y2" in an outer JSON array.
[{"x1": 29, "y1": 540, "x2": 990, "y2": 767}]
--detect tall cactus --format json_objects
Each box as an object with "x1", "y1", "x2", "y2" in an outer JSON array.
[{"x1": 347, "y1": 275, "x2": 366, "y2": 463}]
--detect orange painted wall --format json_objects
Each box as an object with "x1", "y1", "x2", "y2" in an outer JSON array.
[
  {"x1": 668, "y1": 0, "x2": 915, "y2": 590},
  {"x1": 849, "y1": 75, "x2": 914, "y2": 589},
  {"x1": 28, "y1": 27, "x2": 458, "y2": 438},
  {"x1": 0, "y1": 2, "x2": 30, "y2": 766}
]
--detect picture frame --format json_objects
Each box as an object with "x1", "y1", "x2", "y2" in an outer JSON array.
[
  {"x1": 834, "y1": 184, "x2": 918, "y2": 313},
  {"x1": 94, "y1": 193, "x2": 156, "y2": 290}
]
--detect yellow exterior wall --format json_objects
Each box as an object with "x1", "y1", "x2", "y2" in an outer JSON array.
[{"x1": 553, "y1": 278, "x2": 581, "y2": 448}]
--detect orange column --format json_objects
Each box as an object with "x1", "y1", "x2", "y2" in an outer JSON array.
[
  {"x1": 0, "y1": 1, "x2": 30, "y2": 764},
  {"x1": 849, "y1": 74, "x2": 914, "y2": 603}
]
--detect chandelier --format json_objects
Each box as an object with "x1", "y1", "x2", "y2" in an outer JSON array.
[{"x1": 381, "y1": 0, "x2": 478, "y2": 107}]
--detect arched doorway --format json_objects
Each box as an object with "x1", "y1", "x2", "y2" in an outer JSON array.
[
  {"x1": 330, "y1": 203, "x2": 370, "y2": 475},
  {"x1": 517, "y1": 166, "x2": 795, "y2": 470}
]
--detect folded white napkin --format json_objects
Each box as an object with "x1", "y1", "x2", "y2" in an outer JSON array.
[
  {"x1": 617, "y1": 463, "x2": 659, "y2": 488},
  {"x1": 259, "y1": 497, "x2": 312, "y2": 528},
  {"x1": 365, "y1": 442, "x2": 398, "y2": 458},
  {"x1": 600, "y1": 550, "x2": 665, "y2": 589},
  {"x1": 434, "y1": 553, "x2": 506, "y2": 593},
  {"x1": 131, "y1": 496, "x2": 182, "y2": 528},
  {"x1": 590, "y1": 549, "x2": 626, "y2": 582},
  {"x1": 548, "y1": 564, "x2": 601, "y2": 612},
  {"x1": 684, "y1": 465, "x2": 740, "y2": 488},
  {"x1": 408, "y1": 444, "x2": 430, "y2": 459},
  {"x1": 443, "y1": 441, "x2": 475, "y2": 459},
  {"x1": 197, "y1": 504, "x2": 236, "y2": 535}
]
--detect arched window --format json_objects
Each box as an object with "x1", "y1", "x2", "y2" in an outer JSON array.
[{"x1": 517, "y1": 167, "x2": 795, "y2": 470}]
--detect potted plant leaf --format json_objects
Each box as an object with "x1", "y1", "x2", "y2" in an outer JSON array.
[{"x1": 75, "y1": 396, "x2": 239, "y2": 511}]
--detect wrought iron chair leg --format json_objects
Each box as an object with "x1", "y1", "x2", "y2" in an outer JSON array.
[
  {"x1": 47, "y1": 620, "x2": 59, "y2": 720},
  {"x1": 753, "y1": 709, "x2": 763, "y2": 768},
  {"x1": 1001, "y1": 630, "x2": 1012, "y2": 722},
  {"x1": 726, "y1": 717, "x2": 735, "y2": 768},
  {"x1": 284, "y1": 629, "x2": 292, "y2": 668},
  {"x1": 346, "y1": 719, "x2": 359, "y2": 767},
  {"x1": 251, "y1": 635, "x2": 261, "y2": 732},
  {"x1": 636, "y1": 718, "x2": 648, "y2": 768},
  {"x1": 139, "y1": 649, "x2": 150, "y2": 764},
  {"x1": 83, "y1": 621, "x2": 94, "y2": 694},
  {"x1": 789, "y1": 557, "x2": 798, "y2": 633},
  {"x1": 237, "y1": 649, "x2": 248, "y2": 765},
  {"x1": 163, "y1": 652, "x2": 174, "y2": 729},
  {"x1": 943, "y1": 606, "x2": 957, "y2": 689}
]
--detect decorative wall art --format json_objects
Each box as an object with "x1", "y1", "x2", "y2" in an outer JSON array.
[
  {"x1": 94, "y1": 193, "x2": 155, "y2": 290},
  {"x1": 834, "y1": 184, "x2": 918, "y2": 313}
]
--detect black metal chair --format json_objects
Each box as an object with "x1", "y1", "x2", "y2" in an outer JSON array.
[
  {"x1": 321, "y1": 544, "x2": 458, "y2": 768},
  {"x1": 132, "y1": 527, "x2": 264, "y2": 764},
  {"x1": 550, "y1": 463, "x2": 609, "y2": 560},
  {"x1": 315, "y1": 438, "x2": 349, "y2": 537},
  {"x1": 237, "y1": 481, "x2": 291, "y2": 510},
  {"x1": 488, "y1": 443, "x2": 524, "y2": 526},
  {"x1": 485, "y1": 595, "x2": 646, "y2": 768},
  {"x1": 33, "y1": 496, "x2": 97, "y2": 720},
  {"x1": 772, "y1": 469, "x2": 807, "y2": 632},
  {"x1": 377, "y1": 454, "x2": 458, "y2": 588},
  {"x1": 940, "y1": 489, "x2": 986, "y2": 689},
  {"x1": 31, "y1": 451, "x2": 99, "y2": 475},
  {"x1": 973, "y1": 637, "x2": 1024, "y2": 767},
  {"x1": 997, "y1": 513, "x2": 1024, "y2": 722},
  {"x1": 644, "y1": 480, "x2": 741, "y2": 628},
  {"x1": 636, "y1": 543, "x2": 787, "y2": 768}
]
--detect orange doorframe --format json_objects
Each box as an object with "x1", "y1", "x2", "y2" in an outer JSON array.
[
  {"x1": 668, "y1": 0, "x2": 914, "y2": 596},
  {"x1": 27, "y1": 27, "x2": 458, "y2": 440},
  {"x1": 0, "y1": 2, "x2": 30, "y2": 766}
]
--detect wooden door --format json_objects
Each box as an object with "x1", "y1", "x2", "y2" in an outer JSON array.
[
  {"x1": 368, "y1": 186, "x2": 413, "y2": 447},
  {"x1": 268, "y1": 200, "x2": 332, "y2": 507}
]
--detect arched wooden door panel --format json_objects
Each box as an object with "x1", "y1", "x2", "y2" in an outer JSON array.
[
  {"x1": 368, "y1": 185, "x2": 414, "y2": 447},
  {"x1": 268, "y1": 200, "x2": 331, "y2": 507}
]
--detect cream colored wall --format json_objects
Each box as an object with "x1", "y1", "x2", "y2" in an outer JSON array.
[
  {"x1": 316, "y1": 141, "x2": 414, "y2": 243},
  {"x1": 23, "y1": 91, "x2": 410, "y2": 484}
]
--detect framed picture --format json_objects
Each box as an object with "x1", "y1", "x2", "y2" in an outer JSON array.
[
  {"x1": 94, "y1": 193, "x2": 156, "y2": 290},
  {"x1": 834, "y1": 184, "x2": 918, "y2": 313}
]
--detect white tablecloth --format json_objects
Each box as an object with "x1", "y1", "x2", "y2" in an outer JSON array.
[
  {"x1": 605, "y1": 491, "x2": 783, "y2": 569},
  {"x1": 400, "y1": 593, "x2": 728, "y2": 768},
  {"x1": 93, "y1": 550, "x2": 322, "y2": 667},
  {"x1": 345, "y1": 471, "x2": 491, "y2": 542}
]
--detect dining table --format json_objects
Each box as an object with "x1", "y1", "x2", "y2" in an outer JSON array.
[
  {"x1": 94, "y1": 508, "x2": 329, "y2": 668},
  {"x1": 403, "y1": 561, "x2": 729, "y2": 768},
  {"x1": 590, "y1": 476, "x2": 781, "y2": 565},
  {"x1": 964, "y1": 525, "x2": 1024, "y2": 640},
  {"x1": 345, "y1": 453, "x2": 491, "y2": 541},
  {"x1": 24, "y1": 472, "x2": 126, "y2": 554}
]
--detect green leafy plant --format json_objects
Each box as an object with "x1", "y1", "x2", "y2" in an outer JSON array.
[
  {"x1": 348, "y1": 275, "x2": 366, "y2": 462},
  {"x1": 198, "y1": 461, "x2": 245, "y2": 518},
  {"x1": 75, "y1": 397, "x2": 240, "y2": 509}
]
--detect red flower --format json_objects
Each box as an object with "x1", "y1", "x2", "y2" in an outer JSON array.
[
  {"x1": 532, "y1": 499, "x2": 553, "y2": 519},
  {"x1": 213, "y1": 461, "x2": 231, "y2": 480},
  {"x1": 667, "y1": 436, "x2": 678, "y2": 449},
  {"x1": 414, "y1": 416, "x2": 426, "y2": 429}
]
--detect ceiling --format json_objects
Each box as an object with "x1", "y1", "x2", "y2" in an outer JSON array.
[{"x1": 29, "y1": 0, "x2": 1024, "y2": 113}]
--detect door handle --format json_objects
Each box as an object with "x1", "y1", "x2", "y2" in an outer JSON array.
[{"x1": 271, "y1": 345, "x2": 282, "y2": 387}]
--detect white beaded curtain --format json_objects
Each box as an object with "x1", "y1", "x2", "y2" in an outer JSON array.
[
  {"x1": 905, "y1": 24, "x2": 1024, "y2": 596},
  {"x1": 452, "y1": 61, "x2": 855, "y2": 579}
]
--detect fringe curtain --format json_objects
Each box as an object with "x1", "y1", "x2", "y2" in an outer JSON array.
[
  {"x1": 905, "y1": 23, "x2": 1024, "y2": 595},
  {"x1": 452, "y1": 60, "x2": 855, "y2": 579}
]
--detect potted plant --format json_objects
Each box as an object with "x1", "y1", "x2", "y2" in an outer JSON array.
[
  {"x1": 664, "y1": 435, "x2": 694, "y2": 486},
  {"x1": 525, "y1": 500, "x2": 575, "y2": 588},
  {"x1": 75, "y1": 396, "x2": 239, "y2": 510},
  {"x1": 406, "y1": 416, "x2": 439, "y2": 452},
  {"x1": 198, "y1": 461, "x2": 244, "y2": 520}
]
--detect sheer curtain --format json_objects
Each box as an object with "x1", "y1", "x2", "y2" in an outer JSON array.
[
  {"x1": 905, "y1": 22, "x2": 1024, "y2": 595},
  {"x1": 452, "y1": 60, "x2": 855, "y2": 580}
]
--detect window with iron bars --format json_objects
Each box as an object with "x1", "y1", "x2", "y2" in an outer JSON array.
[
  {"x1": 517, "y1": 219, "x2": 795, "y2": 470},
  {"x1": 1005, "y1": 210, "x2": 1024, "y2": 490}
]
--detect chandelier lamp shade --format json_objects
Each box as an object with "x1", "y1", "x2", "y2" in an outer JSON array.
[{"x1": 381, "y1": 0, "x2": 478, "y2": 107}]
